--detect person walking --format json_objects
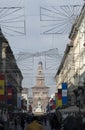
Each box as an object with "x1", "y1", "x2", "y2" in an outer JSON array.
[
  {"x1": 63, "y1": 115, "x2": 81, "y2": 130},
  {"x1": 2, "y1": 111, "x2": 8, "y2": 130},
  {"x1": 20, "y1": 117, "x2": 25, "y2": 130},
  {"x1": 48, "y1": 113, "x2": 54, "y2": 130},
  {"x1": 43, "y1": 115, "x2": 47, "y2": 126},
  {"x1": 54, "y1": 109, "x2": 62, "y2": 130},
  {"x1": 14, "y1": 117, "x2": 17, "y2": 129},
  {"x1": 26, "y1": 116, "x2": 44, "y2": 130},
  {"x1": 0, "y1": 117, "x2": 4, "y2": 130}
]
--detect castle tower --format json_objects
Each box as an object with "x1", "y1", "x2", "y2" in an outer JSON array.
[
  {"x1": 32, "y1": 61, "x2": 49, "y2": 113},
  {"x1": 36, "y1": 61, "x2": 45, "y2": 87}
]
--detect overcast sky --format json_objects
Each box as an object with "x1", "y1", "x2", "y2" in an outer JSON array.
[
  {"x1": 0, "y1": 0, "x2": 83, "y2": 53},
  {"x1": 0, "y1": 0, "x2": 84, "y2": 95}
]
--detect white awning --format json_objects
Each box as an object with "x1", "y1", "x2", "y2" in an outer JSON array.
[{"x1": 59, "y1": 106, "x2": 85, "y2": 112}]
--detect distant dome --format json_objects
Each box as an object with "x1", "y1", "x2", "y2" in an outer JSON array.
[{"x1": 39, "y1": 61, "x2": 42, "y2": 65}]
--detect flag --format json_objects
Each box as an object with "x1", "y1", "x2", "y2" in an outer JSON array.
[
  {"x1": 62, "y1": 83, "x2": 68, "y2": 105},
  {"x1": 57, "y1": 89, "x2": 62, "y2": 107},
  {"x1": 0, "y1": 74, "x2": 5, "y2": 101}
]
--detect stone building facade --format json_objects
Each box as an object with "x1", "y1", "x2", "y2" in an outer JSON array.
[
  {"x1": 55, "y1": 3, "x2": 85, "y2": 107},
  {"x1": 0, "y1": 28, "x2": 23, "y2": 112},
  {"x1": 32, "y1": 61, "x2": 49, "y2": 113}
]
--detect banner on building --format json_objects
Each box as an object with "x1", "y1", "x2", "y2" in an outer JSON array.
[
  {"x1": 57, "y1": 89, "x2": 62, "y2": 107},
  {"x1": 0, "y1": 74, "x2": 5, "y2": 101},
  {"x1": 7, "y1": 85, "x2": 12, "y2": 105},
  {"x1": 62, "y1": 83, "x2": 68, "y2": 105}
]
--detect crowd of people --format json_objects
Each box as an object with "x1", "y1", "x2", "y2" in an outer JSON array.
[{"x1": 0, "y1": 109, "x2": 85, "y2": 130}]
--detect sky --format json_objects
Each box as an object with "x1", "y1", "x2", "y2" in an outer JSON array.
[{"x1": 0, "y1": 0, "x2": 84, "y2": 95}]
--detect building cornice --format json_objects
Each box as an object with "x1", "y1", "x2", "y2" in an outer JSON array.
[
  {"x1": 69, "y1": 4, "x2": 85, "y2": 40},
  {"x1": 55, "y1": 44, "x2": 72, "y2": 77}
]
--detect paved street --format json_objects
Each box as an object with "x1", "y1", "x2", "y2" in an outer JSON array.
[{"x1": 43, "y1": 121, "x2": 51, "y2": 130}]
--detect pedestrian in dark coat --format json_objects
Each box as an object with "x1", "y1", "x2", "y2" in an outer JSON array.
[
  {"x1": 43, "y1": 116, "x2": 47, "y2": 126},
  {"x1": 48, "y1": 113, "x2": 54, "y2": 130},
  {"x1": 14, "y1": 117, "x2": 17, "y2": 129},
  {"x1": 0, "y1": 119, "x2": 4, "y2": 130},
  {"x1": 20, "y1": 117, "x2": 25, "y2": 130},
  {"x1": 53, "y1": 113, "x2": 61, "y2": 130},
  {"x1": 63, "y1": 116, "x2": 81, "y2": 130}
]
